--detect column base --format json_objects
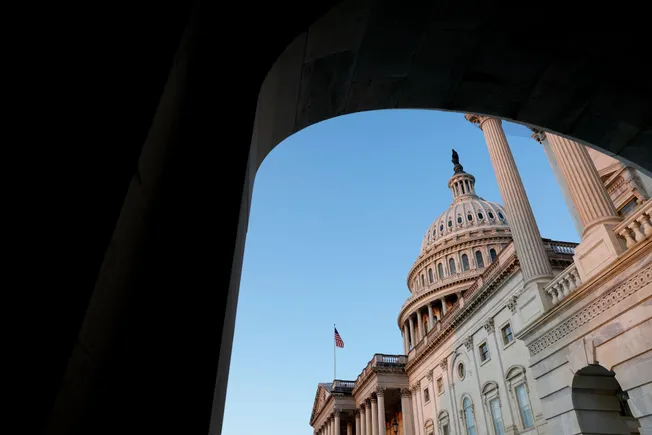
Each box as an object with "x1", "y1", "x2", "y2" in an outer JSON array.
[{"x1": 573, "y1": 222, "x2": 625, "y2": 282}]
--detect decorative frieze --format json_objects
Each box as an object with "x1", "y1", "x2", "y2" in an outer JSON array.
[{"x1": 527, "y1": 264, "x2": 652, "y2": 356}]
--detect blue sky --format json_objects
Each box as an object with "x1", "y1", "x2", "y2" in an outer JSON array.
[{"x1": 221, "y1": 110, "x2": 579, "y2": 434}]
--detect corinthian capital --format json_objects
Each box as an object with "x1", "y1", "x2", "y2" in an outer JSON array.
[
  {"x1": 375, "y1": 386, "x2": 386, "y2": 396},
  {"x1": 484, "y1": 317, "x2": 495, "y2": 334},
  {"x1": 530, "y1": 128, "x2": 547, "y2": 144},
  {"x1": 464, "y1": 113, "x2": 493, "y2": 129},
  {"x1": 400, "y1": 388, "x2": 411, "y2": 398},
  {"x1": 427, "y1": 369, "x2": 434, "y2": 381},
  {"x1": 440, "y1": 357, "x2": 448, "y2": 370},
  {"x1": 463, "y1": 335, "x2": 474, "y2": 351}
]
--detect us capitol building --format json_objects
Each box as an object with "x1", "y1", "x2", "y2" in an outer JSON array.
[{"x1": 309, "y1": 115, "x2": 652, "y2": 435}]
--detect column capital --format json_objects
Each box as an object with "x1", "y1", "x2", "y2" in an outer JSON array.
[
  {"x1": 506, "y1": 295, "x2": 518, "y2": 313},
  {"x1": 359, "y1": 402, "x2": 366, "y2": 410},
  {"x1": 400, "y1": 388, "x2": 411, "y2": 397},
  {"x1": 365, "y1": 398, "x2": 372, "y2": 406},
  {"x1": 375, "y1": 385, "x2": 386, "y2": 396},
  {"x1": 440, "y1": 357, "x2": 448, "y2": 370},
  {"x1": 426, "y1": 369, "x2": 434, "y2": 381},
  {"x1": 483, "y1": 317, "x2": 495, "y2": 334},
  {"x1": 530, "y1": 128, "x2": 547, "y2": 144},
  {"x1": 354, "y1": 409, "x2": 360, "y2": 416},
  {"x1": 370, "y1": 395, "x2": 377, "y2": 403},
  {"x1": 334, "y1": 408, "x2": 342, "y2": 416},
  {"x1": 463, "y1": 335, "x2": 474, "y2": 351},
  {"x1": 464, "y1": 113, "x2": 494, "y2": 129}
]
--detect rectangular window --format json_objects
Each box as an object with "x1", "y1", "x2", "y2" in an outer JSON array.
[
  {"x1": 423, "y1": 387, "x2": 430, "y2": 403},
  {"x1": 501, "y1": 323, "x2": 513, "y2": 346},
  {"x1": 515, "y1": 384, "x2": 534, "y2": 429},
  {"x1": 479, "y1": 342, "x2": 490, "y2": 362},
  {"x1": 437, "y1": 377, "x2": 444, "y2": 394},
  {"x1": 490, "y1": 398, "x2": 506, "y2": 435}
]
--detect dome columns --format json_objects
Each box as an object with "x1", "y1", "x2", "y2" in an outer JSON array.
[
  {"x1": 531, "y1": 130, "x2": 624, "y2": 281},
  {"x1": 466, "y1": 114, "x2": 554, "y2": 323}
]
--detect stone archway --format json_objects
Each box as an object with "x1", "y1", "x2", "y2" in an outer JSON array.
[{"x1": 571, "y1": 364, "x2": 641, "y2": 434}]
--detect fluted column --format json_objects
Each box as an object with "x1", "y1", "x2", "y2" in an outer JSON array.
[
  {"x1": 377, "y1": 387, "x2": 386, "y2": 435},
  {"x1": 417, "y1": 309, "x2": 425, "y2": 340},
  {"x1": 466, "y1": 114, "x2": 553, "y2": 286},
  {"x1": 347, "y1": 421, "x2": 353, "y2": 435},
  {"x1": 355, "y1": 410, "x2": 361, "y2": 435},
  {"x1": 400, "y1": 388, "x2": 415, "y2": 435},
  {"x1": 365, "y1": 399, "x2": 372, "y2": 435},
  {"x1": 360, "y1": 405, "x2": 366, "y2": 435},
  {"x1": 427, "y1": 304, "x2": 434, "y2": 331},
  {"x1": 335, "y1": 409, "x2": 341, "y2": 435},
  {"x1": 402, "y1": 324, "x2": 409, "y2": 354},
  {"x1": 371, "y1": 397, "x2": 378, "y2": 435},
  {"x1": 408, "y1": 317, "x2": 415, "y2": 350},
  {"x1": 441, "y1": 298, "x2": 447, "y2": 315}
]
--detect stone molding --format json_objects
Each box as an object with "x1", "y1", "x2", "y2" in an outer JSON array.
[
  {"x1": 527, "y1": 263, "x2": 652, "y2": 356},
  {"x1": 483, "y1": 317, "x2": 495, "y2": 334}
]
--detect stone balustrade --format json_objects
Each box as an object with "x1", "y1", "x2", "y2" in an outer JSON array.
[
  {"x1": 614, "y1": 199, "x2": 652, "y2": 249},
  {"x1": 331, "y1": 380, "x2": 356, "y2": 392},
  {"x1": 544, "y1": 262, "x2": 582, "y2": 306}
]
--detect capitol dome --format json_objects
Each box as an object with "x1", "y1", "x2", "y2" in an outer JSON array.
[{"x1": 406, "y1": 150, "x2": 513, "y2": 295}]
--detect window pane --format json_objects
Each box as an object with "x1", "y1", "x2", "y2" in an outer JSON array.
[
  {"x1": 464, "y1": 399, "x2": 476, "y2": 435},
  {"x1": 490, "y1": 398, "x2": 505, "y2": 435},
  {"x1": 475, "y1": 251, "x2": 484, "y2": 268},
  {"x1": 502, "y1": 324, "x2": 513, "y2": 345},
  {"x1": 516, "y1": 384, "x2": 534, "y2": 429},
  {"x1": 442, "y1": 424, "x2": 449, "y2": 435},
  {"x1": 449, "y1": 258, "x2": 456, "y2": 274}
]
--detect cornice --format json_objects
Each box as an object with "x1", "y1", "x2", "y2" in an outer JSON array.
[{"x1": 405, "y1": 254, "x2": 520, "y2": 373}]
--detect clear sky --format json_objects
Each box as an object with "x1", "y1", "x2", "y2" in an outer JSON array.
[{"x1": 221, "y1": 109, "x2": 579, "y2": 435}]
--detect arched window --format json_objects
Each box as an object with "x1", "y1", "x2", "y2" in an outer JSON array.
[
  {"x1": 462, "y1": 254, "x2": 470, "y2": 271},
  {"x1": 449, "y1": 258, "x2": 456, "y2": 274},
  {"x1": 428, "y1": 268, "x2": 434, "y2": 283},
  {"x1": 438, "y1": 411, "x2": 450, "y2": 435},
  {"x1": 438, "y1": 263, "x2": 444, "y2": 279},
  {"x1": 506, "y1": 366, "x2": 535, "y2": 430},
  {"x1": 475, "y1": 251, "x2": 485, "y2": 268},
  {"x1": 421, "y1": 274, "x2": 425, "y2": 287},
  {"x1": 482, "y1": 382, "x2": 506, "y2": 435},
  {"x1": 490, "y1": 248, "x2": 497, "y2": 263},
  {"x1": 463, "y1": 397, "x2": 477, "y2": 435}
]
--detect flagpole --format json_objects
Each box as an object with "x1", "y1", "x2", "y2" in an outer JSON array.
[{"x1": 333, "y1": 323, "x2": 336, "y2": 380}]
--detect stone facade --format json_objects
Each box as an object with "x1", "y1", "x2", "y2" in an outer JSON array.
[{"x1": 310, "y1": 115, "x2": 652, "y2": 435}]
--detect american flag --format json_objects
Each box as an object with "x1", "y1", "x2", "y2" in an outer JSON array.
[{"x1": 334, "y1": 327, "x2": 344, "y2": 348}]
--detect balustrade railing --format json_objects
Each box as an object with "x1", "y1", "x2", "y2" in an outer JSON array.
[
  {"x1": 544, "y1": 262, "x2": 582, "y2": 306},
  {"x1": 614, "y1": 199, "x2": 652, "y2": 249},
  {"x1": 331, "y1": 380, "x2": 356, "y2": 392},
  {"x1": 353, "y1": 354, "x2": 407, "y2": 388}
]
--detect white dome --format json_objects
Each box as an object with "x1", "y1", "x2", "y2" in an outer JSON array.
[{"x1": 420, "y1": 196, "x2": 509, "y2": 254}]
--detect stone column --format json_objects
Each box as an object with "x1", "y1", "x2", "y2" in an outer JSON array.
[
  {"x1": 408, "y1": 317, "x2": 415, "y2": 350},
  {"x1": 427, "y1": 304, "x2": 434, "y2": 331},
  {"x1": 335, "y1": 409, "x2": 341, "y2": 435},
  {"x1": 347, "y1": 421, "x2": 353, "y2": 435},
  {"x1": 427, "y1": 370, "x2": 438, "y2": 426},
  {"x1": 329, "y1": 417, "x2": 334, "y2": 435},
  {"x1": 545, "y1": 132, "x2": 624, "y2": 280},
  {"x1": 371, "y1": 397, "x2": 379, "y2": 435},
  {"x1": 441, "y1": 298, "x2": 447, "y2": 315},
  {"x1": 411, "y1": 386, "x2": 421, "y2": 435},
  {"x1": 377, "y1": 387, "x2": 387, "y2": 435},
  {"x1": 531, "y1": 129, "x2": 583, "y2": 235},
  {"x1": 466, "y1": 114, "x2": 553, "y2": 286},
  {"x1": 402, "y1": 324, "x2": 409, "y2": 354},
  {"x1": 417, "y1": 309, "x2": 425, "y2": 340},
  {"x1": 355, "y1": 410, "x2": 361, "y2": 435},
  {"x1": 401, "y1": 388, "x2": 415, "y2": 435},
  {"x1": 360, "y1": 405, "x2": 366, "y2": 435},
  {"x1": 366, "y1": 399, "x2": 372, "y2": 435}
]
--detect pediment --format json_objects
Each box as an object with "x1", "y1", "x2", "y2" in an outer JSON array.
[{"x1": 309, "y1": 383, "x2": 332, "y2": 425}]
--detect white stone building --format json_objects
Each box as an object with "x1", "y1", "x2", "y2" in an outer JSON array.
[{"x1": 309, "y1": 116, "x2": 652, "y2": 435}]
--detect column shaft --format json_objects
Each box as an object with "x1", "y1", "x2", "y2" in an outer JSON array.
[
  {"x1": 366, "y1": 401, "x2": 372, "y2": 435},
  {"x1": 402, "y1": 325, "x2": 409, "y2": 354},
  {"x1": 408, "y1": 317, "x2": 415, "y2": 350},
  {"x1": 355, "y1": 411, "x2": 361, "y2": 435},
  {"x1": 469, "y1": 115, "x2": 553, "y2": 284},
  {"x1": 377, "y1": 392, "x2": 386, "y2": 435},
  {"x1": 545, "y1": 133, "x2": 620, "y2": 234},
  {"x1": 335, "y1": 412, "x2": 341, "y2": 435},
  {"x1": 371, "y1": 399, "x2": 378, "y2": 435},
  {"x1": 347, "y1": 421, "x2": 353, "y2": 435},
  {"x1": 427, "y1": 304, "x2": 434, "y2": 330},
  {"x1": 441, "y1": 298, "x2": 447, "y2": 315},
  {"x1": 411, "y1": 390, "x2": 421, "y2": 435},
  {"x1": 417, "y1": 309, "x2": 425, "y2": 339},
  {"x1": 401, "y1": 390, "x2": 415, "y2": 435},
  {"x1": 360, "y1": 407, "x2": 366, "y2": 435}
]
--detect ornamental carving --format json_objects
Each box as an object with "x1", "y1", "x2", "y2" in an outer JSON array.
[
  {"x1": 528, "y1": 264, "x2": 652, "y2": 356},
  {"x1": 506, "y1": 295, "x2": 518, "y2": 313},
  {"x1": 375, "y1": 386, "x2": 386, "y2": 396},
  {"x1": 334, "y1": 408, "x2": 342, "y2": 416},
  {"x1": 463, "y1": 335, "x2": 474, "y2": 351},
  {"x1": 464, "y1": 113, "x2": 492, "y2": 129},
  {"x1": 484, "y1": 317, "x2": 495, "y2": 334},
  {"x1": 401, "y1": 388, "x2": 411, "y2": 397},
  {"x1": 530, "y1": 128, "x2": 547, "y2": 144},
  {"x1": 427, "y1": 369, "x2": 434, "y2": 381},
  {"x1": 440, "y1": 358, "x2": 448, "y2": 370}
]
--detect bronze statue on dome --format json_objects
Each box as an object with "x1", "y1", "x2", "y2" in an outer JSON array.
[{"x1": 452, "y1": 149, "x2": 464, "y2": 173}]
